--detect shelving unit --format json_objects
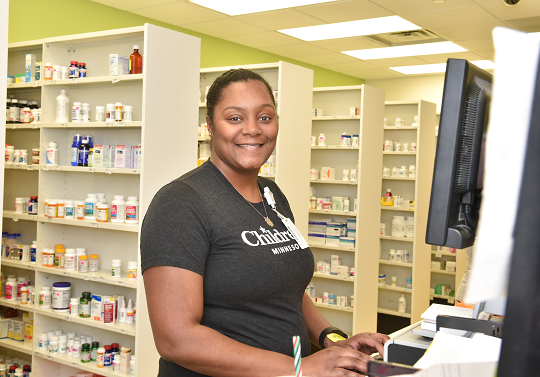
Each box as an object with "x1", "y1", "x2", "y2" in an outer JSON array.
[
  {"x1": 2, "y1": 25, "x2": 201, "y2": 376},
  {"x1": 308, "y1": 85, "x2": 385, "y2": 335},
  {"x1": 199, "y1": 62, "x2": 313, "y2": 235},
  {"x1": 377, "y1": 100, "x2": 436, "y2": 332}
]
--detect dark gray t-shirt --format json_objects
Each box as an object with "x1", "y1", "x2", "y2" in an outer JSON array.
[{"x1": 141, "y1": 161, "x2": 314, "y2": 377}]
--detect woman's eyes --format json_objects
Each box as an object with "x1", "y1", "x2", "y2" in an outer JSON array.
[{"x1": 227, "y1": 115, "x2": 272, "y2": 122}]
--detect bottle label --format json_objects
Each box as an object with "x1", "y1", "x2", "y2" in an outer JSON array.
[
  {"x1": 104, "y1": 353, "x2": 112, "y2": 366},
  {"x1": 111, "y1": 205, "x2": 117, "y2": 220},
  {"x1": 71, "y1": 147, "x2": 78, "y2": 165},
  {"x1": 66, "y1": 207, "x2": 74, "y2": 217},
  {"x1": 30, "y1": 247, "x2": 36, "y2": 262},
  {"x1": 80, "y1": 303, "x2": 91, "y2": 316},
  {"x1": 85, "y1": 202, "x2": 95, "y2": 217},
  {"x1": 126, "y1": 205, "x2": 137, "y2": 221},
  {"x1": 5, "y1": 285, "x2": 12, "y2": 299}
]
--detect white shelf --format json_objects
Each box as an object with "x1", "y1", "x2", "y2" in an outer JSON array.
[
  {"x1": 308, "y1": 244, "x2": 355, "y2": 253},
  {"x1": 258, "y1": 173, "x2": 276, "y2": 178},
  {"x1": 0, "y1": 338, "x2": 33, "y2": 355},
  {"x1": 312, "y1": 115, "x2": 361, "y2": 120},
  {"x1": 7, "y1": 82, "x2": 40, "y2": 89},
  {"x1": 312, "y1": 272, "x2": 354, "y2": 282},
  {"x1": 377, "y1": 307, "x2": 411, "y2": 318},
  {"x1": 431, "y1": 269, "x2": 456, "y2": 275},
  {"x1": 34, "y1": 350, "x2": 122, "y2": 377},
  {"x1": 309, "y1": 209, "x2": 357, "y2": 216},
  {"x1": 0, "y1": 297, "x2": 35, "y2": 311},
  {"x1": 379, "y1": 259, "x2": 413, "y2": 268},
  {"x1": 5, "y1": 165, "x2": 40, "y2": 170},
  {"x1": 36, "y1": 266, "x2": 137, "y2": 289},
  {"x1": 41, "y1": 166, "x2": 140, "y2": 175},
  {"x1": 381, "y1": 206, "x2": 415, "y2": 212},
  {"x1": 6, "y1": 123, "x2": 41, "y2": 130},
  {"x1": 382, "y1": 176, "x2": 416, "y2": 181},
  {"x1": 2, "y1": 210, "x2": 38, "y2": 222},
  {"x1": 384, "y1": 126, "x2": 418, "y2": 130},
  {"x1": 40, "y1": 121, "x2": 142, "y2": 129},
  {"x1": 199, "y1": 102, "x2": 206, "y2": 107},
  {"x1": 311, "y1": 146, "x2": 359, "y2": 150},
  {"x1": 383, "y1": 151, "x2": 417, "y2": 155},
  {"x1": 1, "y1": 258, "x2": 36, "y2": 270},
  {"x1": 36, "y1": 216, "x2": 139, "y2": 233},
  {"x1": 431, "y1": 251, "x2": 457, "y2": 257},
  {"x1": 309, "y1": 179, "x2": 357, "y2": 185},
  {"x1": 380, "y1": 235, "x2": 414, "y2": 243},
  {"x1": 40, "y1": 74, "x2": 143, "y2": 86},
  {"x1": 35, "y1": 308, "x2": 136, "y2": 336},
  {"x1": 313, "y1": 301, "x2": 354, "y2": 312},
  {"x1": 378, "y1": 284, "x2": 411, "y2": 293}
]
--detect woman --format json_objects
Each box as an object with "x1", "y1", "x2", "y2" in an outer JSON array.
[{"x1": 141, "y1": 69, "x2": 390, "y2": 376}]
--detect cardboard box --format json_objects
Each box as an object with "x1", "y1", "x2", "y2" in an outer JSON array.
[
  {"x1": 109, "y1": 54, "x2": 128, "y2": 76},
  {"x1": 133, "y1": 144, "x2": 142, "y2": 169},
  {"x1": 320, "y1": 167, "x2": 335, "y2": 180},
  {"x1": 25, "y1": 54, "x2": 36, "y2": 82},
  {"x1": 325, "y1": 235, "x2": 340, "y2": 247},
  {"x1": 350, "y1": 107, "x2": 359, "y2": 116},
  {"x1": 347, "y1": 218, "x2": 357, "y2": 229},
  {"x1": 308, "y1": 233, "x2": 325, "y2": 245},
  {"x1": 13, "y1": 320, "x2": 24, "y2": 341},
  {"x1": 35, "y1": 62, "x2": 41, "y2": 81},
  {"x1": 0, "y1": 318, "x2": 8, "y2": 339},
  {"x1": 446, "y1": 261, "x2": 456, "y2": 272},
  {"x1": 331, "y1": 196, "x2": 345, "y2": 212},
  {"x1": 92, "y1": 294, "x2": 104, "y2": 321},
  {"x1": 326, "y1": 222, "x2": 346, "y2": 237},
  {"x1": 339, "y1": 237, "x2": 355, "y2": 248},
  {"x1": 114, "y1": 145, "x2": 132, "y2": 168},
  {"x1": 431, "y1": 261, "x2": 445, "y2": 270},
  {"x1": 337, "y1": 265, "x2": 351, "y2": 277},
  {"x1": 120, "y1": 347, "x2": 132, "y2": 374},
  {"x1": 93, "y1": 145, "x2": 111, "y2": 168},
  {"x1": 308, "y1": 221, "x2": 328, "y2": 233}
]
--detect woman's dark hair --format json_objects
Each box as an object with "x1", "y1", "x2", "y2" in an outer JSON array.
[{"x1": 206, "y1": 68, "x2": 276, "y2": 124}]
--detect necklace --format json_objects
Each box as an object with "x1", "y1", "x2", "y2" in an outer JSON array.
[{"x1": 238, "y1": 183, "x2": 274, "y2": 227}]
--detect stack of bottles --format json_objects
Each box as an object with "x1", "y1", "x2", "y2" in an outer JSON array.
[
  {"x1": 5, "y1": 145, "x2": 40, "y2": 166},
  {"x1": 38, "y1": 330, "x2": 136, "y2": 375},
  {"x1": 383, "y1": 139, "x2": 417, "y2": 152},
  {"x1": 2, "y1": 273, "x2": 33, "y2": 305},
  {"x1": 382, "y1": 165, "x2": 416, "y2": 178},
  {"x1": 315, "y1": 255, "x2": 354, "y2": 278},
  {"x1": 44, "y1": 193, "x2": 139, "y2": 224},
  {"x1": 0, "y1": 353, "x2": 32, "y2": 376},
  {"x1": 305, "y1": 283, "x2": 353, "y2": 309},
  {"x1": 307, "y1": 218, "x2": 356, "y2": 248},
  {"x1": 6, "y1": 98, "x2": 41, "y2": 124}
]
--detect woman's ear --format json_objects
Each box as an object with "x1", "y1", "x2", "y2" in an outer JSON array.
[{"x1": 206, "y1": 115, "x2": 213, "y2": 137}]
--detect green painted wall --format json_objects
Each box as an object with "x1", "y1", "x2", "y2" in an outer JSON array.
[{"x1": 8, "y1": 0, "x2": 364, "y2": 87}]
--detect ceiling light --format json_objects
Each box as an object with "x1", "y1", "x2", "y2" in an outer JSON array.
[
  {"x1": 278, "y1": 16, "x2": 420, "y2": 41},
  {"x1": 390, "y1": 60, "x2": 495, "y2": 75},
  {"x1": 190, "y1": 0, "x2": 337, "y2": 16},
  {"x1": 471, "y1": 60, "x2": 496, "y2": 69},
  {"x1": 343, "y1": 41, "x2": 466, "y2": 60},
  {"x1": 390, "y1": 63, "x2": 448, "y2": 75}
]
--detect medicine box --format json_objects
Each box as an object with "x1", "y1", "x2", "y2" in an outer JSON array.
[
  {"x1": 325, "y1": 235, "x2": 340, "y2": 247},
  {"x1": 332, "y1": 196, "x2": 345, "y2": 212},
  {"x1": 0, "y1": 318, "x2": 8, "y2": 339},
  {"x1": 346, "y1": 228, "x2": 356, "y2": 238},
  {"x1": 350, "y1": 107, "x2": 359, "y2": 116},
  {"x1": 91, "y1": 294, "x2": 104, "y2": 321},
  {"x1": 93, "y1": 145, "x2": 111, "y2": 168},
  {"x1": 7, "y1": 319, "x2": 14, "y2": 339},
  {"x1": 308, "y1": 221, "x2": 328, "y2": 233},
  {"x1": 114, "y1": 145, "x2": 132, "y2": 168},
  {"x1": 13, "y1": 319, "x2": 24, "y2": 341},
  {"x1": 446, "y1": 261, "x2": 456, "y2": 272},
  {"x1": 337, "y1": 265, "x2": 351, "y2": 277},
  {"x1": 25, "y1": 54, "x2": 36, "y2": 82},
  {"x1": 120, "y1": 348, "x2": 132, "y2": 374},
  {"x1": 133, "y1": 144, "x2": 142, "y2": 169},
  {"x1": 109, "y1": 54, "x2": 128, "y2": 76},
  {"x1": 22, "y1": 312, "x2": 34, "y2": 323},
  {"x1": 308, "y1": 233, "x2": 325, "y2": 245},
  {"x1": 24, "y1": 322, "x2": 33, "y2": 347},
  {"x1": 326, "y1": 222, "x2": 346, "y2": 237},
  {"x1": 35, "y1": 62, "x2": 41, "y2": 81},
  {"x1": 347, "y1": 218, "x2": 357, "y2": 229},
  {"x1": 339, "y1": 237, "x2": 355, "y2": 248},
  {"x1": 320, "y1": 167, "x2": 336, "y2": 180},
  {"x1": 431, "y1": 261, "x2": 445, "y2": 270}
]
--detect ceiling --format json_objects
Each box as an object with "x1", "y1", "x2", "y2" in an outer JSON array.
[{"x1": 89, "y1": 0, "x2": 540, "y2": 80}]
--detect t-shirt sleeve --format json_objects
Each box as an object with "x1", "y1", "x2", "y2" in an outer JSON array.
[{"x1": 140, "y1": 181, "x2": 212, "y2": 277}]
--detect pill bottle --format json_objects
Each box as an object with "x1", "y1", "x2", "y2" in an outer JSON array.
[
  {"x1": 52, "y1": 282, "x2": 71, "y2": 313},
  {"x1": 44, "y1": 249, "x2": 55, "y2": 267},
  {"x1": 38, "y1": 333, "x2": 48, "y2": 349},
  {"x1": 112, "y1": 259, "x2": 122, "y2": 278},
  {"x1": 81, "y1": 343, "x2": 91, "y2": 363},
  {"x1": 72, "y1": 339, "x2": 81, "y2": 358},
  {"x1": 104, "y1": 345, "x2": 113, "y2": 366},
  {"x1": 125, "y1": 196, "x2": 139, "y2": 224},
  {"x1": 76, "y1": 248, "x2": 86, "y2": 267},
  {"x1": 66, "y1": 339, "x2": 74, "y2": 356},
  {"x1": 59, "y1": 334, "x2": 67, "y2": 354},
  {"x1": 79, "y1": 292, "x2": 91, "y2": 318},
  {"x1": 5, "y1": 146, "x2": 14, "y2": 165},
  {"x1": 318, "y1": 133, "x2": 326, "y2": 146},
  {"x1": 64, "y1": 249, "x2": 76, "y2": 271},
  {"x1": 64, "y1": 200, "x2": 75, "y2": 218},
  {"x1": 28, "y1": 196, "x2": 38, "y2": 215},
  {"x1": 70, "y1": 298, "x2": 79, "y2": 316},
  {"x1": 5, "y1": 277, "x2": 16, "y2": 301},
  {"x1": 72, "y1": 102, "x2": 81, "y2": 122},
  {"x1": 39, "y1": 287, "x2": 52, "y2": 309},
  {"x1": 79, "y1": 62, "x2": 87, "y2": 78},
  {"x1": 97, "y1": 203, "x2": 109, "y2": 223},
  {"x1": 76, "y1": 201, "x2": 85, "y2": 220},
  {"x1": 124, "y1": 105, "x2": 133, "y2": 121},
  {"x1": 52, "y1": 65, "x2": 61, "y2": 80},
  {"x1": 46, "y1": 141, "x2": 59, "y2": 165},
  {"x1": 15, "y1": 198, "x2": 24, "y2": 214},
  {"x1": 54, "y1": 249, "x2": 65, "y2": 268},
  {"x1": 84, "y1": 194, "x2": 98, "y2": 220},
  {"x1": 95, "y1": 106, "x2": 105, "y2": 122},
  {"x1": 97, "y1": 346, "x2": 105, "y2": 367},
  {"x1": 78, "y1": 255, "x2": 89, "y2": 273},
  {"x1": 81, "y1": 103, "x2": 90, "y2": 122},
  {"x1": 127, "y1": 261, "x2": 137, "y2": 279},
  {"x1": 115, "y1": 102, "x2": 123, "y2": 121},
  {"x1": 61, "y1": 66, "x2": 69, "y2": 79},
  {"x1": 91, "y1": 341, "x2": 100, "y2": 361},
  {"x1": 106, "y1": 103, "x2": 115, "y2": 122},
  {"x1": 49, "y1": 336, "x2": 59, "y2": 354},
  {"x1": 78, "y1": 138, "x2": 91, "y2": 166},
  {"x1": 111, "y1": 195, "x2": 126, "y2": 223},
  {"x1": 56, "y1": 200, "x2": 65, "y2": 218},
  {"x1": 89, "y1": 254, "x2": 99, "y2": 272},
  {"x1": 44, "y1": 63, "x2": 53, "y2": 80},
  {"x1": 20, "y1": 287, "x2": 28, "y2": 304},
  {"x1": 69, "y1": 61, "x2": 79, "y2": 78},
  {"x1": 47, "y1": 200, "x2": 57, "y2": 218},
  {"x1": 19, "y1": 150, "x2": 28, "y2": 164}
]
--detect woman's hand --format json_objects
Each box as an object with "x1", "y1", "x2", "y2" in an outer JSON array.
[
  {"x1": 303, "y1": 346, "x2": 374, "y2": 376},
  {"x1": 333, "y1": 332, "x2": 391, "y2": 357}
]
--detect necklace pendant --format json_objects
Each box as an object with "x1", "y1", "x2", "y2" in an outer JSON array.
[{"x1": 265, "y1": 217, "x2": 274, "y2": 227}]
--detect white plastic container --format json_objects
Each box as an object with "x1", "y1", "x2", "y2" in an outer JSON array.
[
  {"x1": 5, "y1": 277, "x2": 16, "y2": 301},
  {"x1": 391, "y1": 216, "x2": 406, "y2": 238},
  {"x1": 405, "y1": 217, "x2": 414, "y2": 238},
  {"x1": 112, "y1": 259, "x2": 122, "y2": 278},
  {"x1": 46, "y1": 142, "x2": 59, "y2": 165},
  {"x1": 111, "y1": 195, "x2": 126, "y2": 223},
  {"x1": 125, "y1": 196, "x2": 139, "y2": 224},
  {"x1": 52, "y1": 282, "x2": 71, "y2": 313},
  {"x1": 398, "y1": 294, "x2": 407, "y2": 313},
  {"x1": 65, "y1": 200, "x2": 75, "y2": 219},
  {"x1": 72, "y1": 102, "x2": 81, "y2": 122},
  {"x1": 70, "y1": 298, "x2": 79, "y2": 316},
  {"x1": 318, "y1": 133, "x2": 326, "y2": 147},
  {"x1": 97, "y1": 203, "x2": 109, "y2": 222},
  {"x1": 84, "y1": 194, "x2": 98, "y2": 220},
  {"x1": 409, "y1": 165, "x2": 416, "y2": 177},
  {"x1": 59, "y1": 334, "x2": 67, "y2": 354},
  {"x1": 64, "y1": 250, "x2": 76, "y2": 271},
  {"x1": 5, "y1": 146, "x2": 14, "y2": 166},
  {"x1": 81, "y1": 103, "x2": 90, "y2": 122},
  {"x1": 96, "y1": 106, "x2": 106, "y2": 122},
  {"x1": 127, "y1": 261, "x2": 137, "y2": 279},
  {"x1": 39, "y1": 286, "x2": 52, "y2": 309},
  {"x1": 55, "y1": 90, "x2": 70, "y2": 123},
  {"x1": 124, "y1": 105, "x2": 133, "y2": 121}
]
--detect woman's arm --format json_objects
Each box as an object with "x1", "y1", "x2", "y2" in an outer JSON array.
[{"x1": 145, "y1": 266, "x2": 373, "y2": 376}]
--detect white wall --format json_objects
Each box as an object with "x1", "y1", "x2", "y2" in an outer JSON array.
[
  {"x1": 0, "y1": 0, "x2": 8, "y2": 234},
  {"x1": 366, "y1": 75, "x2": 445, "y2": 113}
]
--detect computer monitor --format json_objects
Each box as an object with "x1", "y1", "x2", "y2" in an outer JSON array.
[{"x1": 425, "y1": 59, "x2": 493, "y2": 249}]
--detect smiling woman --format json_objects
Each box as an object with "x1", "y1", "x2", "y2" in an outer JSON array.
[{"x1": 140, "y1": 69, "x2": 389, "y2": 377}]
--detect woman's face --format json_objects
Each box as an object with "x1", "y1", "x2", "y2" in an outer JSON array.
[{"x1": 207, "y1": 79, "x2": 278, "y2": 173}]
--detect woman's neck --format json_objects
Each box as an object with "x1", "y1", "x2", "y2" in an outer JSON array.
[{"x1": 209, "y1": 158, "x2": 262, "y2": 203}]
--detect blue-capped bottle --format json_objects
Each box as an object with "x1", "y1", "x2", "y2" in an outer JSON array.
[
  {"x1": 84, "y1": 134, "x2": 93, "y2": 148},
  {"x1": 71, "y1": 133, "x2": 83, "y2": 166}
]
